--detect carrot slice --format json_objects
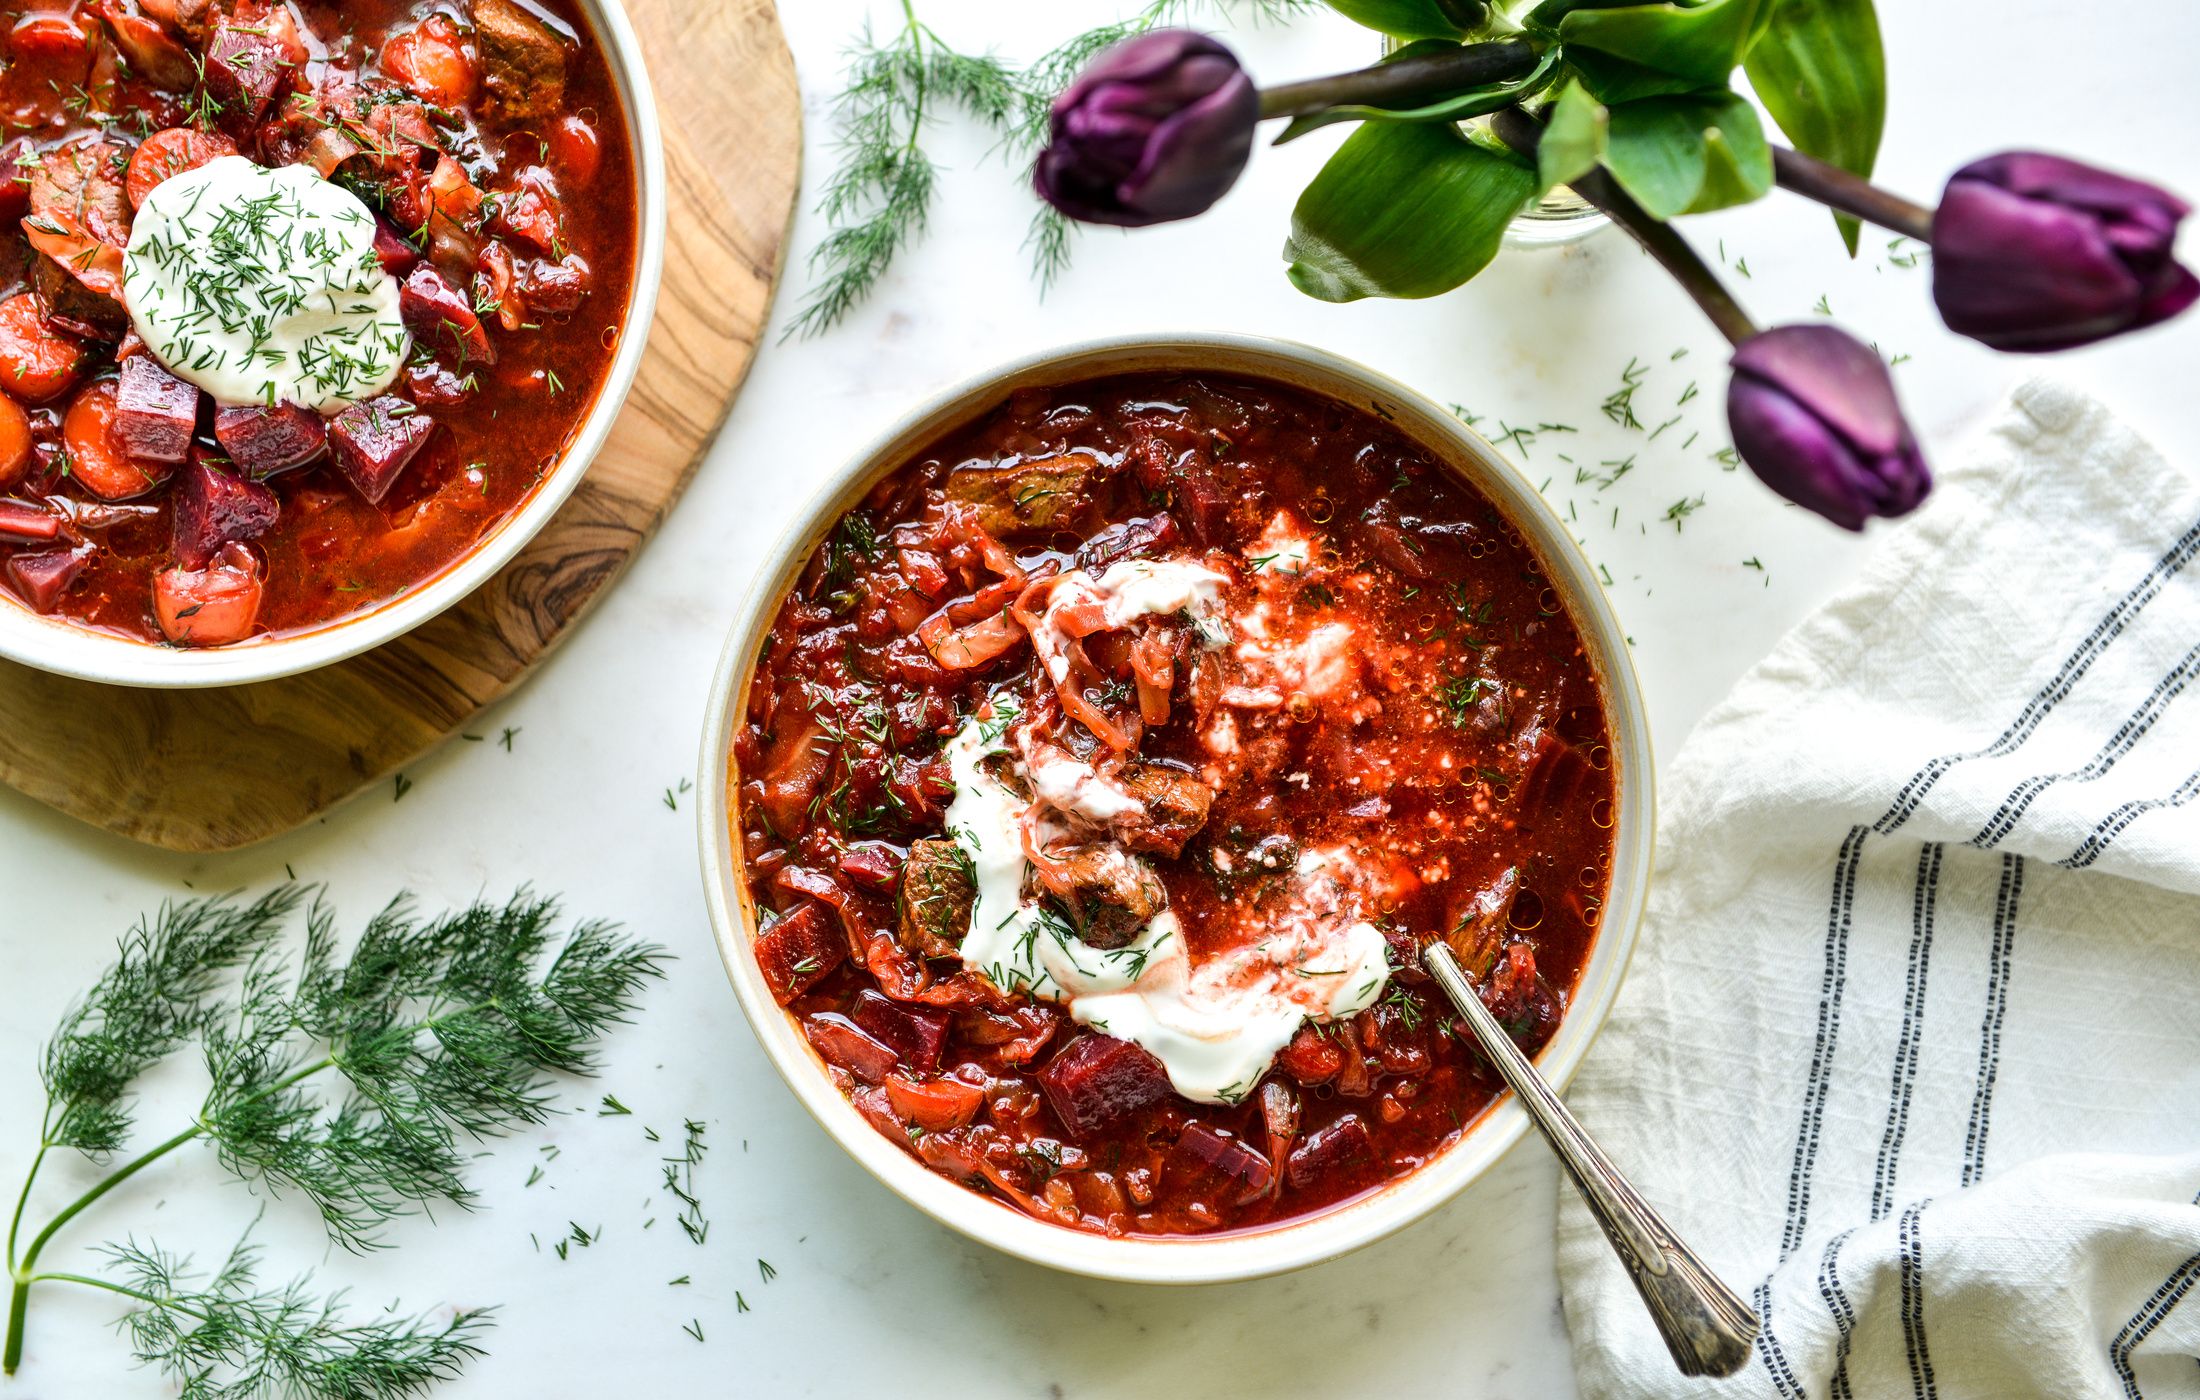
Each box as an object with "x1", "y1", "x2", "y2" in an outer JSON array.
[
  {"x1": 154, "y1": 552, "x2": 262, "y2": 646},
  {"x1": 63, "y1": 378, "x2": 171, "y2": 500},
  {"x1": 0, "y1": 392, "x2": 31, "y2": 490},
  {"x1": 123, "y1": 128, "x2": 240, "y2": 209},
  {"x1": 0, "y1": 294, "x2": 87, "y2": 404}
]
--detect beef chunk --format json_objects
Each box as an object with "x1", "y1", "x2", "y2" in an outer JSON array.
[
  {"x1": 471, "y1": 0, "x2": 568, "y2": 120},
  {"x1": 113, "y1": 355, "x2": 200, "y2": 463},
  {"x1": 1053, "y1": 845, "x2": 1167, "y2": 950},
  {"x1": 171, "y1": 452, "x2": 277, "y2": 569},
  {"x1": 27, "y1": 140, "x2": 131, "y2": 245},
  {"x1": 752, "y1": 902, "x2": 843, "y2": 1005},
  {"x1": 1037, "y1": 1034, "x2": 1173, "y2": 1138},
  {"x1": 944, "y1": 453, "x2": 1099, "y2": 538},
  {"x1": 898, "y1": 837, "x2": 975, "y2": 959},
  {"x1": 850, "y1": 990, "x2": 950, "y2": 1072},
  {"x1": 1116, "y1": 763, "x2": 1213, "y2": 858},
  {"x1": 32, "y1": 253, "x2": 126, "y2": 341}
]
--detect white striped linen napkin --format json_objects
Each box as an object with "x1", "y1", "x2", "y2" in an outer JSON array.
[{"x1": 1555, "y1": 378, "x2": 2200, "y2": 1400}]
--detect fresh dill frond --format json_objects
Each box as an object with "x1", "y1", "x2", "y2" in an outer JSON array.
[
  {"x1": 785, "y1": 10, "x2": 1018, "y2": 339},
  {"x1": 3, "y1": 887, "x2": 665, "y2": 1393},
  {"x1": 97, "y1": 1228, "x2": 493, "y2": 1398}
]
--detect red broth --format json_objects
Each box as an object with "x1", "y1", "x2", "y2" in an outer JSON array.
[
  {"x1": 0, "y1": 0, "x2": 636, "y2": 644},
  {"x1": 734, "y1": 372, "x2": 1617, "y2": 1236}
]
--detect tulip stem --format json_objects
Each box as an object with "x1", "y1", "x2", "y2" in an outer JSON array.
[
  {"x1": 1490, "y1": 108, "x2": 1759, "y2": 346},
  {"x1": 1257, "y1": 38, "x2": 1539, "y2": 121},
  {"x1": 1771, "y1": 147, "x2": 1935, "y2": 244}
]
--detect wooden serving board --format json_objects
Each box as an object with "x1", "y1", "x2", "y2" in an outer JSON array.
[{"x1": 0, "y1": 0, "x2": 801, "y2": 852}]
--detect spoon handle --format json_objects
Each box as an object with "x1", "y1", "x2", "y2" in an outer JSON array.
[{"x1": 1424, "y1": 943, "x2": 1760, "y2": 1378}]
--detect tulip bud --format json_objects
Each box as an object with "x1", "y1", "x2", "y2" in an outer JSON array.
[
  {"x1": 1931, "y1": 153, "x2": 2198, "y2": 352},
  {"x1": 1727, "y1": 326, "x2": 1931, "y2": 531},
  {"x1": 1034, "y1": 30, "x2": 1259, "y2": 228}
]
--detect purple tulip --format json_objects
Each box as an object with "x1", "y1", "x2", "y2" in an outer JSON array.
[
  {"x1": 1034, "y1": 30, "x2": 1259, "y2": 228},
  {"x1": 1727, "y1": 326, "x2": 1931, "y2": 532},
  {"x1": 1932, "y1": 153, "x2": 2198, "y2": 352}
]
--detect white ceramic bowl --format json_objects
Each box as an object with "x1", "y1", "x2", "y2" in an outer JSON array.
[
  {"x1": 0, "y1": 0, "x2": 666, "y2": 688},
  {"x1": 697, "y1": 334, "x2": 1653, "y2": 1284}
]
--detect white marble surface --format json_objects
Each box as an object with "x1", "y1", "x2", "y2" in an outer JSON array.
[{"x1": 3, "y1": 2, "x2": 2196, "y2": 1396}]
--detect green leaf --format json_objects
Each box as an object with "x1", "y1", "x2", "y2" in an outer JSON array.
[
  {"x1": 1744, "y1": 0, "x2": 1886, "y2": 254},
  {"x1": 1273, "y1": 47, "x2": 1561, "y2": 144},
  {"x1": 1536, "y1": 81, "x2": 1607, "y2": 196},
  {"x1": 1284, "y1": 120, "x2": 1535, "y2": 302},
  {"x1": 1560, "y1": 0, "x2": 1776, "y2": 103},
  {"x1": 1323, "y1": 0, "x2": 1474, "y2": 41},
  {"x1": 1600, "y1": 89, "x2": 1771, "y2": 218}
]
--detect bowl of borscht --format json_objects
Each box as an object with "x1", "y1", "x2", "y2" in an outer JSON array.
[
  {"x1": 699, "y1": 334, "x2": 1651, "y2": 1282},
  {"x1": 0, "y1": 0, "x2": 664, "y2": 685}
]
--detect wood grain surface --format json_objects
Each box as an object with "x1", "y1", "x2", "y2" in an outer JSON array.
[{"x1": 0, "y1": 0, "x2": 801, "y2": 852}]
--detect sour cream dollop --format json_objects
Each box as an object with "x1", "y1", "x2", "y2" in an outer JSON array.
[{"x1": 123, "y1": 156, "x2": 409, "y2": 411}]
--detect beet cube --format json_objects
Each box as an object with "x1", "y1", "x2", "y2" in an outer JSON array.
[
  {"x1": 203, "y1": 20, "x2": 293, "y2": 122},
  {"x1": 0, "y1": 499, "x2": 61, "y2": 544},
  {"x1": 213, "y1": 403, "x2": 325, "y2": 477},
  {"x1": 1178, "y1": 1121, "x2": 1274, "y2": 1193},
  {"x1": 171, "y1": 452, "x2": 278, "y2": 570},
  {"x1": 399, "y1": 264, "x2": 496, "y2": 366},
  {"x1": 1284, "y1": 1114, "x2": 1378, "y2": 1194},
  {"x1": 328, "y1": 396, "x2": 435, "y2": 504},
  {"x1": 849, "y1": 990, "x2": 949, "y2": 1072},
  {"x1": 1037, "y1": 1034, "x2": 1173, "y2": 1139},
  {"x1": 752, "y1": 902, "x2": 843, "y2": 1006},
  {"x1": 804, "y1": 1013, "x2": 899, "y2": 1084},
  {"x1": 371, "y1": 217, "x2": 421, "y2": 275},
  {"x1": 6, "y1": 542, "x2": 90, "y2": 612},
  {"x1": 113, "y1": 356, "x2": 201, "y2": 464}
]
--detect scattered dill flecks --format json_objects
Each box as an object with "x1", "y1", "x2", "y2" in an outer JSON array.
[
  {"x1": 1449, "y1": 402, "x2": 1482, "y2": 427},
  {"x1": 662, "y1": 778, "x2": 693, "y2": 812},
  {"x1": 500, "y1": 726, "x2": 521, "y2": 751},
  {"x1": 1664, "y1": 495, "x2": 1706, "y2": 531},
  {"x1": 682, "y1": 1318, "x2": 705, "y2": 1343},
  {"x1": 1812, "y1": 293, "x2": 1833, "y2": 315},
  {"x1": 736, "y1": 1292, "x2": 750, "y2": 1314},
  {"x1": 663, "y1": 1118, "x2": 710, "y2": 1245},
  {"x1": 598, "y1": 1094, "x2": 632, "y2": 1116},
  {"x1": 669, "y1": 1275, "x2": 690, "y2": 1286},
  {"x1": 758, "y1": 1259, "x2": 777, "y2": 1283},
  {"x1": 1601, "y1": 358, "x2": 1647, "y2": 430},
  {"x1": 393, "y1": 772, "x2": 413, "y2": 801}
]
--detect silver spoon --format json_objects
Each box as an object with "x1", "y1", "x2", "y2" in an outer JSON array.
[{"x1": 1424, "y1": 942, "x2": 1760, "y2": 1378}]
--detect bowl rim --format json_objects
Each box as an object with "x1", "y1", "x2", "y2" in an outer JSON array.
[
  {"x1": 0, "y1": 0, "x2": 668, "y2": 689},
  {"x1": 695, "y1": 331, "x2": 1655, "y2": 1284}
]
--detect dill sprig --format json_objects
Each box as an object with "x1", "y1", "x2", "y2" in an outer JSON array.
[
  {"x1": 785, "y1": 2, "x2": 1018, "y2": 339},
  {"x1": 795, "y1": 0, "x2": 1314, "y2": 329},
  {"x1": 3, "y1": 887, "x2": 665, "y2": 1395}
]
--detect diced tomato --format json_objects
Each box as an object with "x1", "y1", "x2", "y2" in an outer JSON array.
[
  {"x1": 124, "y1": 128, "x2": 240, "y2": 209},
  {"x1": 546, "y1": 114, "x2": 600, "y2": 186},
  {"x1": 63, "y1": 377, "x2": 169, "y2": 500},
  {"x1": 8, "y1": 13, "x2": 95, "y2": 82},
  {"x1": 885, "y1": 1074, "x2": 984, "y2": 1133},
  {"x1": 381, "y1": 15, "x2": 478, "y2": 108},
  {"x1": 153, "y1": 545, "x2": 262, "y2": 646},
  {"x1": 0, "y1": 392, "x2": 31, "y2": 490},
  {"x1": 0, "y1": 294, "x2": 87, "y2": 404}
]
